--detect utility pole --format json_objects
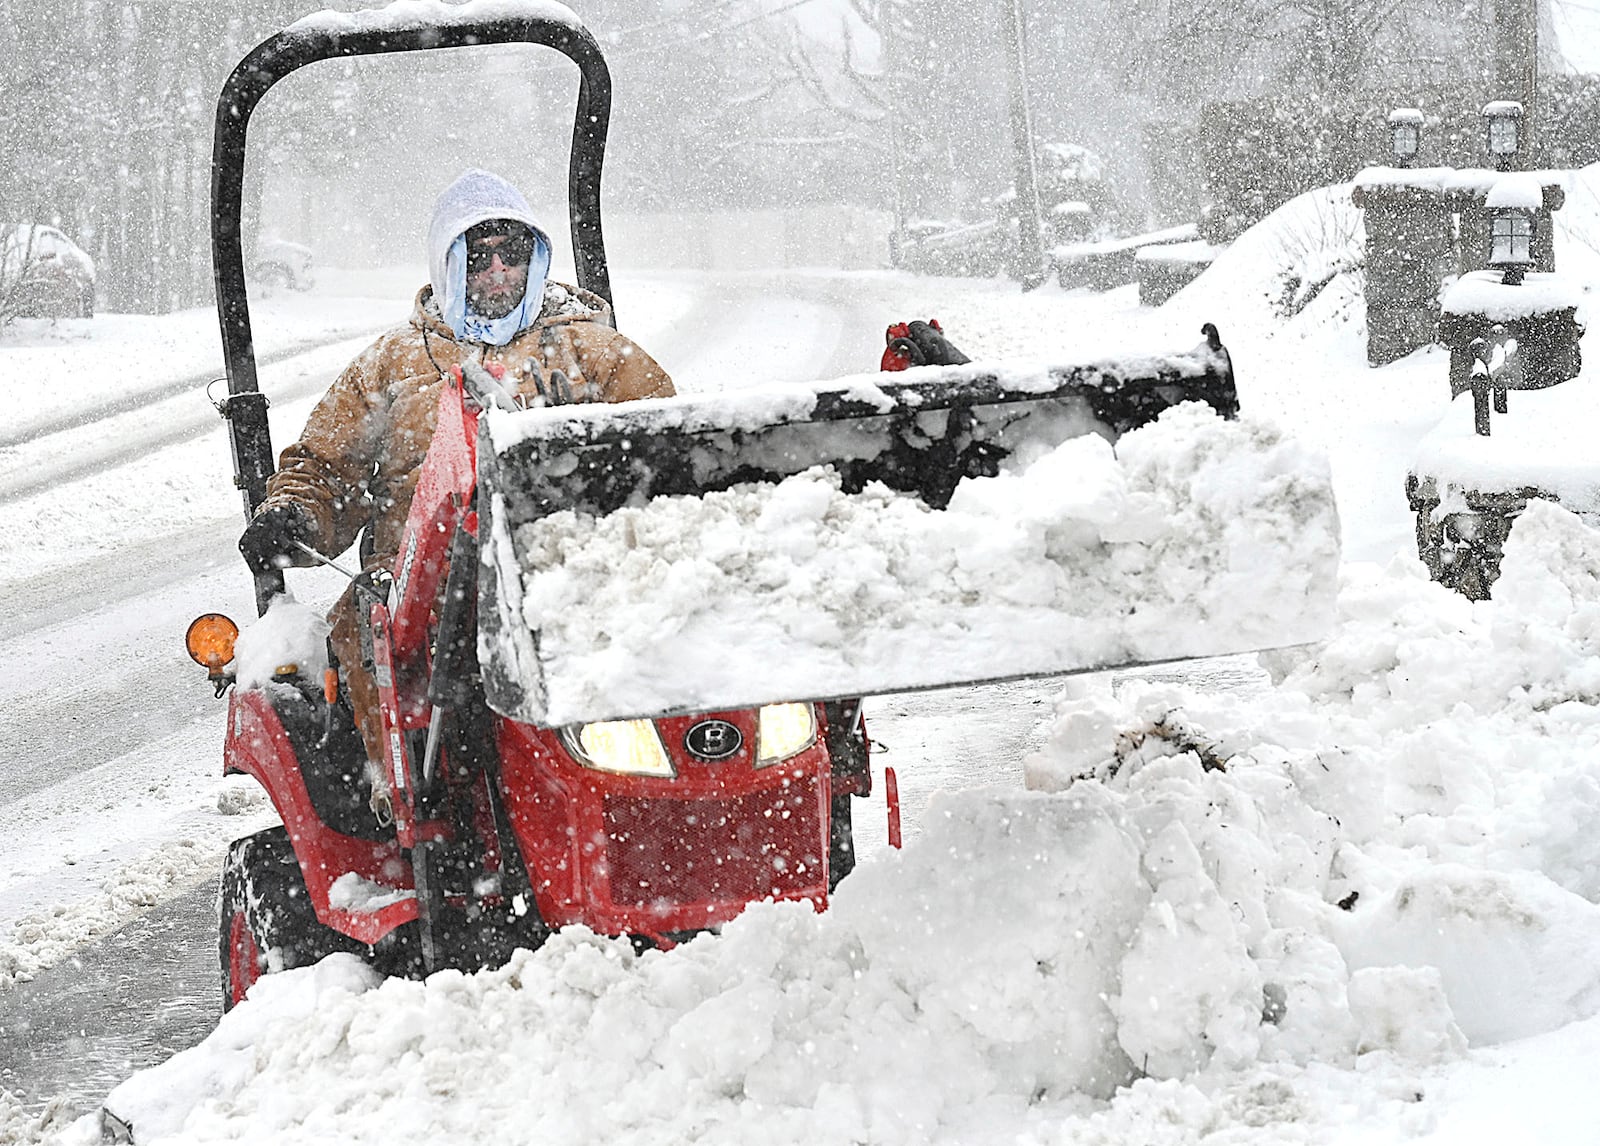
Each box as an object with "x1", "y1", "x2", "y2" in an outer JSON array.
[
  {"x1": 1493, "y1": 0, "x2": 1538, "y2": 155},
  {"x1": 999, "y1": 0, "x2": 1048, "y2": 290},
  {"x1": 883, "y1": 6, "x2": 909, "y2": 266}
]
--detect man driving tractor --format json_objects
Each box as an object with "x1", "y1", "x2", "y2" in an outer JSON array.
[{"x1": 238, "y1": 168, "x2": 675, "y2": 799}]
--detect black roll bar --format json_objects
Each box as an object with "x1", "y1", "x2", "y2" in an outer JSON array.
[{"x1": 210, "y1": 3, "x2": 614, "y2": 612}]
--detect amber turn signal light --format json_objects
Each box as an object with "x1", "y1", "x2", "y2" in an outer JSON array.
[{"x1": 186, "y1": 613, "x2": 240, "y2": 675}]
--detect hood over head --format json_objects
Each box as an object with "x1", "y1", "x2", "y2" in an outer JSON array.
[{"x1": 428, "y1": 169, "x2": 553, "y2": 345}]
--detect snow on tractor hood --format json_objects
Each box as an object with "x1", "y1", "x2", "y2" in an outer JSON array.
[
  {"x1": 475, "y1": 362, "x2": 1342, "y2": 725},
  {"x1": 231, "y1": 596, "x2": 330, "y2": 689}
]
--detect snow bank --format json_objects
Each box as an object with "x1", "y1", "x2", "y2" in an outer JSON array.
[
  {"x1": 90, "y1": 502, "x2": 1600, "y2": 1144},
  {"x1": 1025, "y1": 501, "x2": 1600, "y2": 1064},
  {"x1": 486, "y1": 403, "x2": 1340, "y2": 724},
  {"x1": 0, "y1": 840, "x2": 229, "y2": 989},
  {"x1": 1410, "y1": 378, "x2": 1600, "y2": 508}
]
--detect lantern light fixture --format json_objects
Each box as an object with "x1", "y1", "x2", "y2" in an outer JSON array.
[
  {"x1": 1482, "y1": 101, "x2": 1523, "y2": 170},
  {"x1": 1486, "y1": 174, "x2": 1539, "y2": 284},
  {"x1": 1387, "y1": 107, "x2": 1423, "y2": 167}
]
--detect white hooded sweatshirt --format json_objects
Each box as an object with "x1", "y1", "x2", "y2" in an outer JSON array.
[{"x1": 427, "y1": 169, "x2": 554, "y2": 346}]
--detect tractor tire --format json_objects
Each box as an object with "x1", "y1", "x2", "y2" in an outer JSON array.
[
  {"x1": 218, "y1": 826, "x2": 360, "y2": 1011},
  {"x1": 828, "y1": 792, "x2": 856, "y2": 893}
]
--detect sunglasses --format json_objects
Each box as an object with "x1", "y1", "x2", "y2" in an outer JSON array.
[{"x1": 465, "y1": 229, "x2": 538, "y2": 273}]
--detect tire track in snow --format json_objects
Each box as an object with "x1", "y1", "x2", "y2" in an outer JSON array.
[{"x1": 0, "y1": 333, "x2": 382, "y2": 504}]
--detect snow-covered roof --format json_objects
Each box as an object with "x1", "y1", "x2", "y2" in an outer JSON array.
[
  {"x1": 1133, "y1": 239, "x2": 1221, "y2": 266},
  {"x1": 1446, "y1": 168, "x2": 1567, "y2": 197},
  {"x1": 1353, "y1": 165, "x2": 1458, "y2": 194},
  {"x1": 1051, "y1": 224, "x2": 1198, "y2": 260},
  {"x1": 1353, "y1": 167, "x2": 1568, "y2": 198}
]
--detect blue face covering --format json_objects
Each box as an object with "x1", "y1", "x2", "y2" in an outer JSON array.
[{"x1": 439, "y1": 229, "x2": 551, "y2": 347}]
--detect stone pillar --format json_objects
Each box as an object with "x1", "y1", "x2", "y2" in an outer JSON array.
[{"x1": 1353, "y1": 174, "x2": 1453, "y2": 365}]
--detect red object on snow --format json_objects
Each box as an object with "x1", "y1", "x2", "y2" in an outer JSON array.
[
  {"x1": 885, "y1": 766, "x2": 902, "y2": 849},
  {"x1": 881, "y1": 318, "x2": 967, "y2": 371},
  {"x1": 881, "y1": 322, "x2": 915, "y2": 371}
]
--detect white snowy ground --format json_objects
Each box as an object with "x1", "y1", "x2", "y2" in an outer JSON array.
[{"x1": 6, "y1": 166, "x2": 1600, "y2": 1142}]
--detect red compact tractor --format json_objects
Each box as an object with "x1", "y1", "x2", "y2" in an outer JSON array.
[
  {"x1": 188, "y1": 1, "x2": 1247, "y2": 1007},
  {"x1": 195, "y1": 354, "x2": 870, "y2": 1005}
]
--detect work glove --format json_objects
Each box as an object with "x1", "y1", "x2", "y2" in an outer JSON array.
[
  {"x1": 239, "y1": 503, "x2": 314, "y2": 574},
  {"x1": 881, "y1": 318, "x2": 970, "y2": 371},
  {"x1": 522, "y1": 361, "x2": 600, "y2": 408}
]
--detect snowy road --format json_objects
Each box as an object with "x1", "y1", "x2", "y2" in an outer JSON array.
[{"x1": 0, "y1": 339, "x2": 377, "y2": 503}]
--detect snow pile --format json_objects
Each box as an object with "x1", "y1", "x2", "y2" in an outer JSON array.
[
  {"x1": 81, "y1": 502, "x2": 1600, "y2": 1144},
  {"x1": 1034, "y1": 499, "x2": 1600, "y2": 1055},
  {"x1": 230, "y1": 595, "x2": 329, "y2": 691},
  {"x1": 101, "y1": 957, "x2": 383, "y2": 1144},
  {"x1": 1156, "y1": 183, "x2": 1365, "y2": 350},
  {"x1": 0, "y1": 840, "x2": 225, "y2": 989},
  {"x1": 492, "y1": 403, "x2": 1340, "y2": 724},
  {"x1": 1411, "y1": 378, "x2": 1600, "y2": 509},
  {"x1": 1, "y1": 1089, "x2": 71, "y2": 1146},
  {"x1": 1441, "y1": 269, "x2": 1587, "y2": 323}
]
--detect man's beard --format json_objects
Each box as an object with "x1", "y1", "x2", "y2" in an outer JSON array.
[{"x1": 468, "y1": 281, "x2": 523, "y2": 320}]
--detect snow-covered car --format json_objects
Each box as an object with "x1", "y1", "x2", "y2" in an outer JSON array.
[
  {"x1": 1, "y1": 223, "x2": 97, "y2": 318},
  {"x1": 251, "y1": 237, "x2": 315, "y2": 293}
]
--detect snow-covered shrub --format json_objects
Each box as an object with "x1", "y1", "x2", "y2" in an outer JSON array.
[{"x1": 0, "y1": 216, "x2": 37, "y2": 332}]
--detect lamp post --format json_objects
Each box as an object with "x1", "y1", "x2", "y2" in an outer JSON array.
[
  {"x1": 1482, "y1": 101, "x2": 1523, "y2": 171},
  {"x1": 1387, "y1": 108, "x2": 1422, "y2": 168}
]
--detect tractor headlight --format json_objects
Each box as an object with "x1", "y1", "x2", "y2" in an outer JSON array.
[
  {"x1": 756, "y1": 703, "x2": 817, "y2": 767},
  {"x1": 561, "y1": 720, "x2": 675, "y2": 778}
]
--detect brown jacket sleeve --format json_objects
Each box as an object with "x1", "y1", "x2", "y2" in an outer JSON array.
[
  {"x1": 568, "y1": 323, "x2": 676, "y2": 402},
  {"x1": 258, "y1": 333, "x2": 395, "y2": 557}
]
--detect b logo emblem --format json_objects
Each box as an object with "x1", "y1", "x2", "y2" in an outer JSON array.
[{"x1": 685, "y1": 719, "x2": 743, "y2": 761}]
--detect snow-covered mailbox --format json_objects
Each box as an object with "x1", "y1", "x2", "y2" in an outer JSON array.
[
  {"x1": 1405, "y1": 373, "x2": 1595, "y2": 600},
  {"x1": 1407, "y1": 183, "x2": 1588, "y2": 599}
]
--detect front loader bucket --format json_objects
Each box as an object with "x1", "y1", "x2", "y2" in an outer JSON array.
[{"x1": 478, "y1": 331, "x2": 1340, "y2": 725}]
